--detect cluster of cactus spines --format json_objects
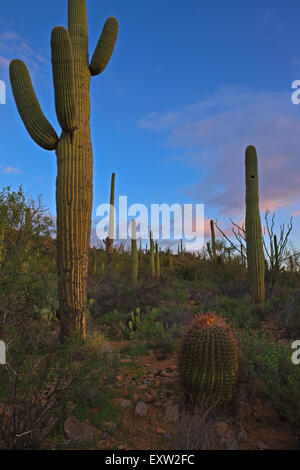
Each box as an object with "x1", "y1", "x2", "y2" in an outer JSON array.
[
  {"x1": 9, "y1": 0, "x2": 119, "y2": 340},
  {"x1": 106, "y1": 172, "x2": 115, "y2": 260},
  {"x1": 178, "y1": 312, "x2": 239, "y2": 407},
  {"x1": 150, "y1": 231, "x2": 155, "y2": 277},
  {"x1": 155, "y1": 241, "x2": 160, "y2": 278},
  {"x1": 131, "y1": 220, "x2": 138, "y2": 283},
  {"x1": 210, "y1": 219, "x2": 217, "y2": 260},
  {"x1": 245, "y1": 145, "x2": 265, "y2": 305}
]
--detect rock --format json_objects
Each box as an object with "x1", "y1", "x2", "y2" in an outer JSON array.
[
  {"x1": 237, "y1": 429, "x2": 248, "y2": 442},
  {"x1": 216, "y1": 421, "x2": 229, "y2": 436},
  {"x1": 117, "y1": 398, "x2": 132, "y2": 408},
  {"x1": 251, "y1": 440, "x2": 270, "y2": 450},
  {"x1": 163, "y1": 433, "x2": 172, "y2": 440},
  {"x1": 134, "y1": 401, "x2": 149, "y2": 417},
  {"x1": 64, "y1": 416, "x2": 94, "y2": 443},
  {"x1": 138, "y1": 384, "x2": 148, "y2": 390},
  {"x1": 156, "y1": 427, "x2": 167, "y2": 434},
  {"x1": 164, "y1": 404, "x2": 180, "y2": 423},
  {"x1": 143, "y1": 392, "x2": 153, "y2": 403},
  {"x1": 102, "y1": 421, "x2": 117, "y2": 435}
]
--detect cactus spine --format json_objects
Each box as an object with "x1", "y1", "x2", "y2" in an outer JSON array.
[
  {"x1": 131, "y1": 219, "x2": 138, "y2": 283},
  {"x1": 9, "y1": 0, "x2": 119, "y2": 340},
  {"x1": 245, "y1": 145, "x2": 265, "y2": 305},
  {"x1": 178, "y1": 312, "x2": 239, "y2": 407}
]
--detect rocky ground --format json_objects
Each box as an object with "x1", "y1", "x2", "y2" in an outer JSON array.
[{"x1": 49, "y1": 340, "x2": 300, "y2": 450}]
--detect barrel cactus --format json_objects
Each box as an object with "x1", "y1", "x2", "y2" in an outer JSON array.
[
  {"x1": 178, "y1": 312, "x2": 239, "y2": 407},
  {"x1": 9, "y1": 1, "x2": 119, "y2": 340}
]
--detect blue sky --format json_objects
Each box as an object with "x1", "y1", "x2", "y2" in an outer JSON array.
[{"x1": 1, "y1": 0, "x2": 300, "y2": 247}]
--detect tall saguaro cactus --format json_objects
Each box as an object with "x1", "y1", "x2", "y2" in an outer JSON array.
[
  {"x1": 245, "y1": 145, "x2": 265, "y2": 305},
  {"x1": 131, "y1": 219, "x2": 138, "y2": 283},
  {"x1": 9, "y1": 0, "x2": 119, "y2": 340},
  {"x1": 106, "y1": 172, "x2": 115, "y2": 260}
]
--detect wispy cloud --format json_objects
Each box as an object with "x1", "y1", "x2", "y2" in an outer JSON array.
[
  {"x1": 0, "y1": 30, "x2": 46, "y2": 76},
  {"x1": 138, "y1": 86, "x2": 300, "y2": 219},
  {"x1": 0, "y1": 165, "x2": 23, "y2": 174}
]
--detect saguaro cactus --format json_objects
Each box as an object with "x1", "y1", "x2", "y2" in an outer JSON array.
[
  {"x1": 150, "y1": 231, "x2": 155, "y2": 278},
  {"x1": 131, "y1": 219, "x2": 138, "y2": 283},
  {"x1": 245, "y1": 145, "x2": 265, "y2": 305},
  {"x1": 210, "y1": 219, "x2": 217, "y2": 260},
  {"x1": 106, "y1": 172, "x2": 115, "y2": 261},
  {"x1": 155, "y1": 241, "x2": 160, "y2": 279},
  {"x1": 9, "y1": 0, "x2": 119, "y2": 340}
]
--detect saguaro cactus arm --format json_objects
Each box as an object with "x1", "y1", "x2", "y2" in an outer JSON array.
[
  {"x1": 9, "y1": 60, "x2": 59, "y2": 150},
  {"x1": 51, "y1": 27, "x2": 77, "y2": 132},
  {"x1": 90, "y1": 17, "x2": 119, "y2": 76}
]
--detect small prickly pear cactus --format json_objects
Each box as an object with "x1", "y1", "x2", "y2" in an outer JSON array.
[{"x1": 178, "y1": 312, "x2": 239, "y2": 407}]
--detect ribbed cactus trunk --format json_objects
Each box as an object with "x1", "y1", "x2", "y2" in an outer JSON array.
[
  {"x1": 106, "y1": 172, "x2": 115, "y2": 261},
  {"x1": 245, "y1": 145, "x2": 265, "y2": 305},
  {"x1": 131, "y1": 219, "x2": 138, "y2": 283},
  {"x1": 155, "y1": 241, "x2": 160, "y2": 279},
  {"x1": 210, "y1": 219, "x2": 216, "y2": 260},
  {"x1": 150, "y1": 231, "x2": 155, "y2": 278},
  {"x1": 9, "y1": 0, "x2": 118, "y2": 340}
]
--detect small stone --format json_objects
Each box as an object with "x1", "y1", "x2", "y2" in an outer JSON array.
[
  {"x1": 134, "y1": 401, "x2": 149, "y2": 417},
  {"x1": 216, "y1": 421, "x2": 229, "y2": 436},
  {"x1": 64, "y1": 416, "x2": 94, "y2": 443},
  {"x1": 117, "y1": 398, "x2": 132, "y2": 408},
  {"x1": 237, "y1": 429, "x2": 248, "y2": 442},
  {"x1": 251, "y1": 440, "x2": 270, "y2": 450},
  {"x1": 156, "y1": 427, "x2": 167, "y2": 434},
  {"x1": 164, "y1": 404, "x2": 180, "y2": 423},
  {"x1": 102, "y1": 421, "x2": 117, "y2": 435}
]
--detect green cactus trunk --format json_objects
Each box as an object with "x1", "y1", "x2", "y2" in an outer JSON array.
[
  {"x1": 106, "y1": 172, "x2": 115, "y2": 261},
  {"x1": 207, "y1": 241, "x2": 213, "y2": 261},
  {"x1": 210, "y1": 219, "x2": 216, "y2": 260},
  {"x1": 245, "y1": 145, "x2": 265, "y2": 305},
  {"x1": 155, "y1": 241, "x2": 160, "y2": 279},
  {"x1": 150, "y1": 231, "x2": 155, "y2": 278},
  {"x1": 131, "y1": 219, "x2": 138, "y2": 283},
  {"x1": 10, "y1": 0, "x2": 118, "y2": 340}
]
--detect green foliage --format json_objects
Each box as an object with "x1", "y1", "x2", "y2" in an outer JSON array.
[
  {"x1": 214, "y1": 295, "x2": 261, "y2": 329},
  {"x1": 239, "y1": 331, "x2": 300, "y2": 426},
  {"x1": 0, "y1": 320, "x2": 118, "y2": 449},
  {"x1": 0, "y1": 186, "x2": 56, "y2": 323}
]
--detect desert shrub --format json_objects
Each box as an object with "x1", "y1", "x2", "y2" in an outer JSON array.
[
  {"x1": 0, "y1": 321, "x2": 118, "y2": 449},
  {"x1": 214, "y1": 295, "x2": 261, "y2": 329},
  {"x1": 239, "y1": 331, "x2": 300, "y2": 427},
  {"x1": 0, "y1": 186, "x2": 56, "y2": 324}
]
